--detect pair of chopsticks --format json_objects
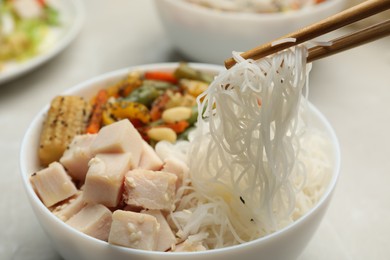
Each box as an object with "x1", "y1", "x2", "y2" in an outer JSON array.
[{"x1": 224, "y1": 0, "x2": 390, "y2": 69}]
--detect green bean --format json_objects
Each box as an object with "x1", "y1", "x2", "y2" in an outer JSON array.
[
  {"x1": 149, "y1": 119, "x2": 164, "y2": 126},
  {"x1": 143, "y1": 80, "x2": 177, "y2": 90},
  {"x1": 125, "y1": 85, "x2": 161, "y2": 106},
  {"x1": 174, "y1": 63, "x2": 214, "y2": 84},
  {"x1": 187, "y1": 105, "x2": 198, "y2": 125}
]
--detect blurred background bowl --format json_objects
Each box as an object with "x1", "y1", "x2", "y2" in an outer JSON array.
[
  {"x1": 154, "y1": 0, "x2": 347, "y2": 64},
  {"x1": 20, "y1": 63, "x2": 340, "y2": 260}
]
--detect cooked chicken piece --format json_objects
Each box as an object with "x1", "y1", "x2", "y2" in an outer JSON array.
[
  {"x1": 52, "y1": 191, "x2": 86, "y2": 221},
  {"x1": 171, "y1": 239, "x2": 206, "y2": 252},
  {"x1": 60, "y1": 134, "x2": 97, "y2": 181},
  {"x1": 138, "y1": 141, "x2": 163, "y2": 171},
  {"x1": 66, "y1": 204, "x2": 112, "y2": 241},
  {"x1": 161, "y1": 157, "x2": 189, "y2": 190},
  {"x1": 83, "y1": 153, "x2": 133, "y2": 207},
  {"x1": 108, "y1": 210, "x2": 159, "y2": 251},
  {"x1": 124, "y1": 169, "x2": 177, "y2": 211},
  {"x1": 142, "y1": 209, "x2": 177, "y2": 252},
  {"x1": 30, "y1": 162, "x2": 77, "y2": 207},
  {"x1": 90, "y1": 119, "x2": 143, "y2": 167}
]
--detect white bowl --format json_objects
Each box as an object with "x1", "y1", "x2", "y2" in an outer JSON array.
[
  {"x1": 154, "y1": 0, "x2": 346, "y2": 64},
  {"x1": 20, "y1": 63, "x2": 341, "y2": 260}
]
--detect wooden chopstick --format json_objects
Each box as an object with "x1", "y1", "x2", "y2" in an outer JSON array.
[
  {"x1": 224, "y1": 0, "x2": 390, "y2": 69},
  {"x1": 307, "y1": 19, "x2": 390, "y2": 62}
]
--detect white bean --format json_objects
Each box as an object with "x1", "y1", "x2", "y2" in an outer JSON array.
[
  {"x1": 162, "y1": 106, "x2": 192, "y2": 124},
  {"x1": 147, "y1": 127, "x2": 177, "y2": 143}
]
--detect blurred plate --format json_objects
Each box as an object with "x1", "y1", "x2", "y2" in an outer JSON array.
[{"x1": 0, "y1": 0, "x2": 84, "y2": 85}]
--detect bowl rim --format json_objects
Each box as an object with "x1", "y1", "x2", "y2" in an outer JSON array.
[
  {"x1": 156, "y1": 0, "x2": 346, "y2": 21},
  {"x1": 19, "y1": 62, "x2": 341, "y2": 257}
]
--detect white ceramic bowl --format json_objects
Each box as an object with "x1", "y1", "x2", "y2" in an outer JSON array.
[
  {"x1": 20, "y1": 63, "x2": 341, "y2": 260},
  {"x1": 154, "y1": 0, "x2": 346, "y2": 64}
]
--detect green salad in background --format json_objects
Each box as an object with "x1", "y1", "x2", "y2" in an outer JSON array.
[{"x1": 0, "y1": 0, "x2": 59, "y2": 69}]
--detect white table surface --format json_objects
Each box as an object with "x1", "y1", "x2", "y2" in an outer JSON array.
[{"x1": 1, "y1": 0, "x2": 389, "y2": 259}]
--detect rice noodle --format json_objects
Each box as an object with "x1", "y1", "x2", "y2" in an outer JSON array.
[
  {"x1": 271, "y1": 37, "x2": 297, "y2": 47},
  {"x1": 166, "y1": 45, "x2": 333, "y2": 249}
]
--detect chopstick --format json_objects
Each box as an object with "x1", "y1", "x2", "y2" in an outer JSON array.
[
  {"x1": 224, "y1": 0, "x2": 390, "y2": 69},
  {"x1": 307, "y1": 19, "x2": 390, "y2": 62}
]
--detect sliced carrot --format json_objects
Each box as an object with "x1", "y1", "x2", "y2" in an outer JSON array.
[
  {"x1": 165, "y1": 120, "x2": 189, "y2": 134},
  {"x1": 36, "y1": 0, "x2": 46, "y2": 6},
  {"x1": 150, "y1": 92, "x2": 171, "y2": 121},
  {"x1": 145, "y1": 71, "x2": 178, "y2": 84},
  {"x1": 86, "y1": 89, "x2": 108, "y2": 134}
]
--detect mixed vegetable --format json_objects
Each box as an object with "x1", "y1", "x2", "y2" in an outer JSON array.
[
  {"x1": 37, "y1": 63, "x2": 214, "y2": 168},
  {"x1": 87, "y1": 63, "x2": 213, "y2": 145},
  {"x1": 0, "y1": 0, "x2": 59, "y2": 69}
]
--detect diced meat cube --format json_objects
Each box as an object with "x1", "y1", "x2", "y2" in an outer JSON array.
[
  {"x1": 108, "y1": 210, "x2": 159, "y2": 251},
  {"x1": 124, "y1": 169, "x2": 177, "y2": 211},
  {"x1": 90, "y1": 119, "x2": 143, "y2": 167},
  {"x1": 52, "y1": 191, "x2": 86, "y2": 221},
  {"x1": 30, "y1": 162, "x2": 77, "y2": 207},
  {"x1": 66, "y1": 204, "x2": 112, "y2": 241},
  {"x1": 83, "y1": 153, "x2": 133, "y2": 207},
  {"x1": 138, "y1": 141, "x2": 163, "y2": 171},
  {"x1": 161, "y1": 157, "x2": 189, "y2": 190},
  {"x1": 59, "y1": 134, "x2": 97, "y2": 181},
  {"x1": 171, "y1": 240, "x2": 206, "y2": 252},
  {"x1": 142, "y1": 209, "x2": 176, "y2": 252}
]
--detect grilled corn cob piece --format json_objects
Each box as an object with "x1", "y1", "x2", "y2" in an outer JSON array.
[{"x1": 39, "y1": 96, "x2": 92, "y2": 166}]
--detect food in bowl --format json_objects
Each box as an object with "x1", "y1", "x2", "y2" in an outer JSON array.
[
  {"x1": 0, "y1": 0, "x2": 60, "y2": 70},
  {"x1": 154, "y1": 0, "x2": 346, "y2": 64},
  {"x1": 21, "y1": 55, "x2": 340, "y2": 259},
  {"x1": 31, "y1": 63, "x2": 218, "y2": 251},
  {"x1": 186, "y1": 0, "x2": 327, "y2": 13}
]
